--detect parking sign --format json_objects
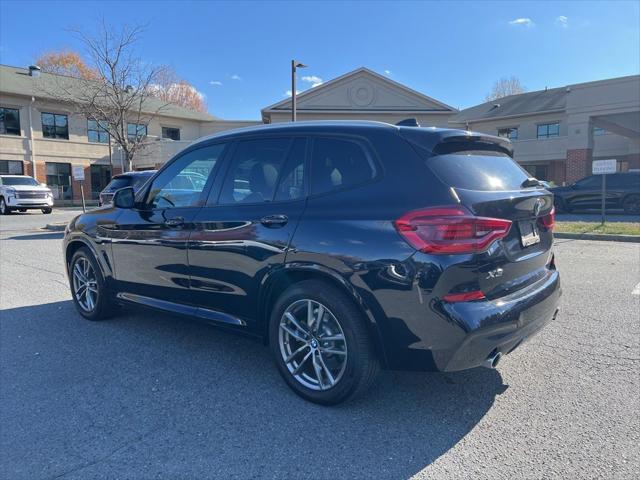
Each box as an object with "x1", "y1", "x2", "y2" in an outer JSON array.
[
  {"x1": 72, "y1": 166, "x2": 85, "y2": 181},
  {"x1": 592, "y1": 159, "x2": 617, "y2": 175}
]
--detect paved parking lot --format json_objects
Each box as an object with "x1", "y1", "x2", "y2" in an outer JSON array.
[{"x1": 1, "y1": 212, "x2": 639, "y2": 479}]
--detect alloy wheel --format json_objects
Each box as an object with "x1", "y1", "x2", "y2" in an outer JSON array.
[
  {"x1": 72, "y1": 257, "x2": 99, "y2": 312},
  {"x1": 0, "y1": 199, "x2": 7, "y2": 215},
  {"x1": 278, "y1": 299, "x2": 348, "y2": 391}
]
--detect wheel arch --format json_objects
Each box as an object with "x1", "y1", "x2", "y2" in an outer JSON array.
[
  {"x1": 65, "y1": 237, "x2": 113, "y2": 281},
  {"x1": 259, "y1": 263, "x2": 390, "y2": 368}
]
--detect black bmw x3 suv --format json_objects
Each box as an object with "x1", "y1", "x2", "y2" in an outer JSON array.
[{"x1": 64, "y1": 121, "x2": 561, "y2": 404}]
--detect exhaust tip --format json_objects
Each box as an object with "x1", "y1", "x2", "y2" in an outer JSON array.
[
  {"x1": 491, "y1": 352, "x2": 502, "y2": 368},
  {"x1": 482, "y1": 351, "x2": 502, "y2": 369}
]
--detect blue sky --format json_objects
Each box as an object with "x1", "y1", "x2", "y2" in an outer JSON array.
[{"x1": 1, "y1": 1, "x2": 638, "y2": 119}]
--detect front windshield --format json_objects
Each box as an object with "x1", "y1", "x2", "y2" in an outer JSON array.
[{"x1": 1, "y1": 176, "x2": 40, "y2": 186}]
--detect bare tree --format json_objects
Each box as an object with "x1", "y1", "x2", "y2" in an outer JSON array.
[
  {"x1": 38, "y1": 22, "x2": 170, "y2": 171},
  {"x1": 37, "y1": 48, "x2": 207, "y2": 113},
  {"x1": 485, "y1": 76, "x2": 527, "y2": 102}
]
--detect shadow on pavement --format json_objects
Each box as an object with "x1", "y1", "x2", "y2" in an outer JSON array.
[
  {"x1": 6, "y1": 231, "x2": 64, "y2": 241},
  {"x1": 1, "y1": 300, "x2": 507, "y2": 479}
]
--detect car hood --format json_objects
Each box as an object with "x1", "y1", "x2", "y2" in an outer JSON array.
[{"x1": 5, "y1": 185, "x2": 51, "y2": 192}]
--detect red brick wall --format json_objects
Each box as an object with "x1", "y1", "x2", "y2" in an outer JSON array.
[
  {"x1": 625, "y1": 153, "x2": 640, "y2": 170},
  {"x1": 566, "y1": 149, "x2": 592, "y2": 183},
  {"x1": 548, "y1": 161, "x2": 566, "y2": 185}
]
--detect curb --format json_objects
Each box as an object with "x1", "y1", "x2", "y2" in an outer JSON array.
[
  {"x1": 44, "y1": 222, "x2": 67, "y2": 232},
  {"x1": 554, "y1": 232, "x2": 640, "y2": 243}
]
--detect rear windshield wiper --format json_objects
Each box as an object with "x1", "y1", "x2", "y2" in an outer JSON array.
[{"x1": 521, "y1": 177, "x2": 541, "y2": 188}]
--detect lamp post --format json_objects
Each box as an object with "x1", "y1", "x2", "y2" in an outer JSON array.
[{"x1": 291, "y1": 60, "x2": 307, "y2": 122}]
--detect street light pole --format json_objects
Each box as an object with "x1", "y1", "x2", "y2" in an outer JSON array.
[{"x1": 291, "y1": 60, "x2": 307, "y2": 122}]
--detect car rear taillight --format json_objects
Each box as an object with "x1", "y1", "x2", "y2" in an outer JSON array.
[
  {"x1": 538, "y1": 206, "x2": 555, "y2": 231},
  {"x1": 443, "y1": 290, "x2": 486, "y2": 302},
  {"x1": 394, "y1": 206, "x2": 512, "y2": 254}
]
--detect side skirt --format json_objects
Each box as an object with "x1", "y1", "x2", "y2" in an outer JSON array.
[{"x1": 116, "y1": 292, "x2": 247, "y2": 327}]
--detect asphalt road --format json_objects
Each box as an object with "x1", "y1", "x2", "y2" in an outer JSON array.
[{"x1": 1, "y1": 213, "x2": 639, "y2": 479}]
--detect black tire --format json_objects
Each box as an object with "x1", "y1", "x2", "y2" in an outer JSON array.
[
  {"x1": 622, "y1": 194, "x2": 640, "y2": 215},
  {"x1": 0, "y1": 198, "x2": 11, "y2": 215},
  {"x1": 69, "y1": 247, "x2": 114, "y2": 321},
  {"x1": 42, "y1": 207, "x2": 53, "y2": 214},
  {"x1": 269, "y1": 279, "x2": 379, "y2": 405}
]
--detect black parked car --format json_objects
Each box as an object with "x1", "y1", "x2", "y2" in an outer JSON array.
[
  {"x1": 550, "y1": 172, "x2": 640, "y2": 214},
  {"x1": 98, "y1": 170, "x2": 156, "y2": 206},
  {"x1": 63, "y1": 121, "x2": 561, "y2": 405}
]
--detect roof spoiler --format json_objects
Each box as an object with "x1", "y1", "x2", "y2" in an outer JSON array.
[
  {"x1": 396, "y1": 118, "x2": 420, "y2": 127},
  {"x1": 400, "y1": 128, "x2": 514, "y2": 157}
]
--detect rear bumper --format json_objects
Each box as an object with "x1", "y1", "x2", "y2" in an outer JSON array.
[
  {"x1": 376, "y1": 267, "x2": 561, "y2": 372},
  {"x1": 439, "y1": 270, "x2": 561, "y2": 371},
  {"x1": 434, "y1": 270, "x2": 562, "y2": 371}
]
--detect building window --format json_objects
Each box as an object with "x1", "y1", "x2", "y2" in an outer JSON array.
[
  {"x1": 593, "y1": 126, "x2": 607, "y2": 136},
  {"x1": 522, "y1": 164, "x2": 549, "y2": 181},
  {"x1": 127, "y1": 123, "x2": 147, "y2": 141},
  {"x1": 41, "y1": 112, "x2": 69, "y2": 139},
  {"x1": 497, "y1": 127, "x2": 518, "y2": 140},
  {"x1": 46, "y1": 162, "x2": 73, "y2": 200},
  {"x1": 0, "y1": 107, "x2": 21, "y2": 135},
  {"x1": 162, "y1": 127, "x2": 181, "y2": 141},
  {"x1": 90, "y1": 164, "x2": 112, "y2": 199},
  {"x1": 87, "y1": 120, "x2": 109, "y2": 143},
  {"x1": 537, "y1": 122, "x2": 560, "y2": 139},
  {"x1": 0, "y1": 160, "x2": 24, "y2": 174}
]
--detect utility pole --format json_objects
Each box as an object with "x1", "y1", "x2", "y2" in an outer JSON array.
[{"x1": 291, "y1": 60, "x2": 307, "y2": 122}]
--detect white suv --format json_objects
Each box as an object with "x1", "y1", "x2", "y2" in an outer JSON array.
[{"x1": 0, "y1": 175, "x2": 54, "y2": 215}]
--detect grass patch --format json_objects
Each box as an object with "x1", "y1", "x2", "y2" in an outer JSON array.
[{"x1": 555, "y1": 221, "x2": 640, "y2": 236}]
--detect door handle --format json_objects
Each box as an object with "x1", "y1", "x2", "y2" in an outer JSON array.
[
  {"x1": 165, "y1": 217, "x2": 185, "y2": 228},
  {"x1": 260, "y1": 214, "x2": 288, "y2": 228}
]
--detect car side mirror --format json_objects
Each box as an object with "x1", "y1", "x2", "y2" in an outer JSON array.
[{"x1": 113, "y1": 187, "x2": 135, "y2": 209}]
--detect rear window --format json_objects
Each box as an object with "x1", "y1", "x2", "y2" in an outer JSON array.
[
  {"x1": 428, "y1": 151, "x2": 531, "y2": 191},
  {"x1": 105, "y1": 177, "x2": 132, "y2": 191},
  {"x1": 310, "y1": 137, "x2": 376, "y2": 195},
  {"x1": 131, "y1": 174, "x2": 153, "y2": 190}
]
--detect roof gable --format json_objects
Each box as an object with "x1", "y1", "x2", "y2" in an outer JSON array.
[{"x1": 262, "y1": 67, "x2": 456, "y2": 114}]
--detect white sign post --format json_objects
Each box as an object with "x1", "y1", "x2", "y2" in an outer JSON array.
[
  {"x1": 592, "y1": 159, "x2": 617, "y2": 225},
  {"x1": 72, "y1": 166, "x2": 86, "y2": 212}
]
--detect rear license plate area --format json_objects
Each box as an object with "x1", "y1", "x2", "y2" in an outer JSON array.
[{"x1": 518, "y1": 220, "x2": 540, "y2": 247}]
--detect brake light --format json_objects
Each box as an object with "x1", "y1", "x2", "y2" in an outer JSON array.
[
  {"x1": 443, "y1": 290, "x2": 486, "y2": 302},
  {"x1": 538, "y1": 206, "x2": 555, "y2": 230},
  {"x1": 394, "y1": 206, "x2": 512, "y2": 254}
]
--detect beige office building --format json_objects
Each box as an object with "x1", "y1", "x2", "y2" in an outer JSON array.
[{"x1": 1, "y1": 64, "x2": 638, "y2": 204}]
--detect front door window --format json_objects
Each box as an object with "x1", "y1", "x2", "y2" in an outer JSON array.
[{"x1": 145, "y1": 144, "x2": 226, "y2": 209}]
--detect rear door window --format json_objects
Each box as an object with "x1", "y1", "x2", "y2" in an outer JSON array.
[
  {"x1": 427, "y1": 151, "x2": 530, "y2": 191},
  {"x1": 275, "y1": 138, "x2": 307, "y2": 201},
  {"x1": 105, "y1": 177, "x2": 132, "y2": 191},
  {"x1": 218, "y1": 138, "x2": 291, "y2": 204},
  {"x1": 310, "y1": 137, "x2": 376, "y2": 195}
]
